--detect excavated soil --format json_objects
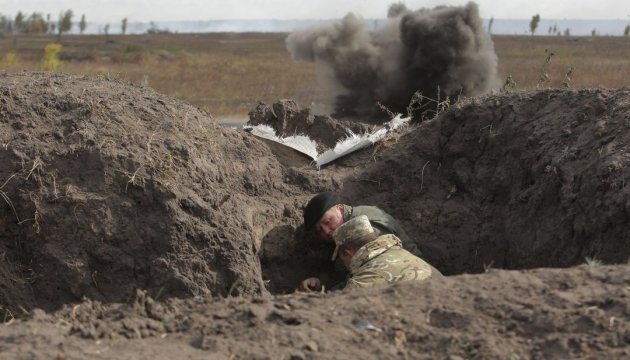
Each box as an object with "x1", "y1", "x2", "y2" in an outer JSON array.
[
  {"x1": 1, "y1": 73, "x2": 629, "y2": 359},
  {"x1": 341, "y1": 88, "x2": 630, "y2": 274}
]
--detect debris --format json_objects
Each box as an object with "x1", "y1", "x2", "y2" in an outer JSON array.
[{"x1": 351, "y1": 318, "x2": 383, "y2": 332}]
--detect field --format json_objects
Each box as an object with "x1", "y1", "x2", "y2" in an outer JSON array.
[
  {"x1": 1, "y1": 32, "x2": 629, "y2": 119},
  {"x1": 1, "y1": 29, "x2": 630, "y2": 359}
]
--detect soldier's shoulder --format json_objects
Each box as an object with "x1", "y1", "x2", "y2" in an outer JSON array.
[{"x1": 352, "y1": 205, "x2": 391, "y2": 220}]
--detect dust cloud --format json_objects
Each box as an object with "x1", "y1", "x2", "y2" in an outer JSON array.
[{"x1": 286, "y1": 2, "x2": 500, "y2": 120}]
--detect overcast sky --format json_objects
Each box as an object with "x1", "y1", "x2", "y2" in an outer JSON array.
[{"x1": 2, "y1": 0, "x2": 629, "y2": 23}]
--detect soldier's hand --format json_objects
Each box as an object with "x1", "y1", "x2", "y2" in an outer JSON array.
[{"x1": 298, "y1": 277, "x2": 322, "y2": 292}]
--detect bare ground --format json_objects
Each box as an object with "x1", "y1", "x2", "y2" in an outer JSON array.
[{"x1": 1, "y1": 72, "x2": 629, "y2": 359}]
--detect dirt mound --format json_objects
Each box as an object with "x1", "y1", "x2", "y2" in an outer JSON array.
[
  {"x1": 2, "y1": 72, "x2": 630, "y2": 359},
  {"x1": 0, "y1": 72, "x2": 327, "y2": 313},
  {"x1": 248, "y1": 99, "x2": 371, "y2": 150},
  {"x1": 341, "y1": 88, "x2": 630, "y2": 274},
  {"x1": 2, "y1": 265, "x2": 628, "y2": 359}
]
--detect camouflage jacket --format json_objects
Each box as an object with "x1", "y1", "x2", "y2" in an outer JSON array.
[
  {"x1": 344, "y1": 234, "x2": 441, "y2": 290},
  {"x1": 344, "y1": 205, "x2": 422, "y2": 257}
]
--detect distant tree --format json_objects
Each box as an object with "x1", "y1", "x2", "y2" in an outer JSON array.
[
  {"x1": 121, "y1": 17, "x2": 128, "y2": 34},
  {"x1": 104, "y1": 24, "x2": 110, "y2": 41},
  {"x1": 0, "y1": 15, "x2": 12, "y2": 35},
  {"x1": 564, "y1": 28, "x2": 571, "y2": 37},
  {"x1": 57, "y1": 10, "x2": 73, "y2": 40},
  {"x1": 146, "y1": 21, "x2": 170, "y2": 34},
  {"x1": 6, "y1": 17, "x2": 14, "y2": 34},
  {"x1": 14, "y1": 11, "x2": 25, "y2": 32},
  {"x1": 548, "y1": 25, "x2": 552, "y2": 35},
  {"x1": 591, "y1": 28, "x2": 597, "y2": 37},
  {"x1": 46, "y1": 14, "x2": 51, "y2": 33},
  {"x1": 488, "y1": 17, "x2": 494, "y2": 34},
  {"x1": 27, "y1": 13, "x2": 48, "y2": 33},
  {"x1": 625, "y1": 24, "x2": 630, "y2": 36},
  {"x1": 553, "y1": 23, "x2": 557, "y2": 35},
  {"x1": 147, "y1": 21, "x2": 160, "y2": 34},
  {"x1": 529, "y1": 14, "x2": 540, "y2": 35},
  {"x1": 79, "y1": 14, "x2": 86, "y2": 34}
]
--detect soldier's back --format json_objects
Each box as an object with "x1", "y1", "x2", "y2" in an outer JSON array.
[{"x1": 345, "y1": 234, "x2": 441, "y2": 290}]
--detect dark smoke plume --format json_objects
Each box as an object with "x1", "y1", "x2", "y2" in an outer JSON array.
[{"x1": 286, "y1": 2, "x2": 499, "y2": 120}]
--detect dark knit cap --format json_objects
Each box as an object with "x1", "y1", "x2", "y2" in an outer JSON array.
[{"x1": 303, "y1": 192, "x2": 341, "y2": 230}]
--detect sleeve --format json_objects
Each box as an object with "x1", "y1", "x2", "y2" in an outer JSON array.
[{"x1": 344, "y1": 270, "x2": 385, "y2": 289}]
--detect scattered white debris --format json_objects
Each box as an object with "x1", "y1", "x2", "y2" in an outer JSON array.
[
  {"x1": 245, "y1": 124, "x2": 319, "y2": 159},
  {"x1": 244, "y1": 115, "x2": 410, "y2": 168}
]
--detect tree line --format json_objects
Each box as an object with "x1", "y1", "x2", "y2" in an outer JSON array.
[
  {"x1": 0, "y1": 11, "x2": 130, "y2": 37},
  {"x1": 530, "y1": 14, "x2": 630, "y2": 37}
]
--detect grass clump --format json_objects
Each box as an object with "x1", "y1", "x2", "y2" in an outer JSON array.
[
  {"x1": 584, "y1": 256, "x2": 603, "y2": 267},
  {"x1": 42, "y1": 43, "x2": 62, "y2": 70},
  {"x1": 2, "y1": 51, "x2": 18, "y2": 65}
]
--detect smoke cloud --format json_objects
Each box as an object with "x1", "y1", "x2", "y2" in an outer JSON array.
[{"x1": 286, "y1": 2, "x2": 499, "y2": 120}]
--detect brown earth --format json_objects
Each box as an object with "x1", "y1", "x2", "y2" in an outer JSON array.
[
  {"x1": 1, "y1": 265, "x2": 629, "y2": 359},
  {"x1": 247, "y1": 99, "x2": 372, "y2": 151},
  {"x1": 1, "y1": 72, "x2": 629, "y2": 359}
]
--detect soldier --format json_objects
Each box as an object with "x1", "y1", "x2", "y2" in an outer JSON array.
[
  {"x1": 299, "y1": 192, "x2": 425, "y2": 291},
  {"x1": 303, "y1": 192, "x2": 420, "y2": 254},
  {"x1": 334, "y1": 215, "x2": 441, "y2": 290}
]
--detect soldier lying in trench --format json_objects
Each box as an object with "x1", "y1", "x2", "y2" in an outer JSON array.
[
  {"x1": 299, "y1": 192, "x2": 441, "y2": 291},
  {"x1": 306, "y1": 214, "x2": 442, "y2": 291}
]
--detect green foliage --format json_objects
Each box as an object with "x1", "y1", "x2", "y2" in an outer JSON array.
[
  {"x1": 625, "y1": 24, "x2": 630, "y2": 37},
  {"x1": 529, "y1": 14, "x2": 540, "y2": 35},
  {"x1": 564, "y1": 28, "x2": 571, "y2": 37},
  {"x1": 26, "y1": 12, "x2": 48, "y2": 33},
  {"x1": 0, "y1": 14, "x2": 14, "y2": 34},
  {"x1": 58, "y1": 9, "x2": 73, "y2": 34},
  {"x1": 14, "y1": 11, "x2": 25, "y2": 32},
  {"x1": 79, "y1": 14, "x2": 87, "y2": 34},
  {"x1": 42, "y1": 42, "x2": 62, "y2": 70},
  {"x1": 1, "y1": 12, "x2": 50, "y2": 34}
]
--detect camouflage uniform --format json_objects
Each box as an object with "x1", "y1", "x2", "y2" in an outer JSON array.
[
  {"x1": 332, "y1": 215, "x2": 441, "y2": 290},
  {"x1": 343, "y1": 205, "x2": 422, "y2": 257},
  {"x1": 344, "y1": 234, "x2": 441, "y2": 290}
]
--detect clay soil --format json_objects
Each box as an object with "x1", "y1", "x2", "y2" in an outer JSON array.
[{"x1": 1, "y1": 73, "x2": 629, "y2": 359}]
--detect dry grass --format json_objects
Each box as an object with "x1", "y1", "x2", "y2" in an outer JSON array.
[
  {"x1": 1, "y1": 33, "x2": 629, "y2": 118},
  {"x1": 494, "y1": 35, "x2": 630, "y2": 89}
]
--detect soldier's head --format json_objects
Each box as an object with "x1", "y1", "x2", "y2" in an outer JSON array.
[
  {"x1": 303, "y1": 192, "x2": 344, "y2": 241},
  {"x1": 331, "y1": 215, "x2": 378, "y2": 269}
]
